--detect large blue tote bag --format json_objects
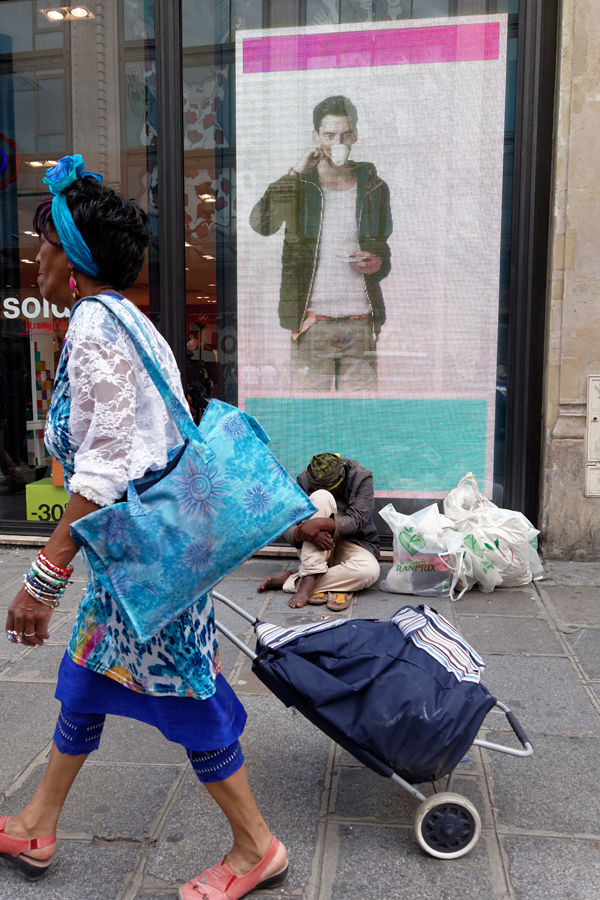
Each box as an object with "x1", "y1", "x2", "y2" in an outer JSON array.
[{"x1": 70, "y1": 294, "x2": 315, "y2": 642}]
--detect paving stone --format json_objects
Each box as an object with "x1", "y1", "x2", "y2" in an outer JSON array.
[
  {"x1": 2, "y1": 643, "x2": 67, "y2": 681},
  {"x1": 353, "y1": 587, "x2": 413, "y2": 619},
  {"x1": 58, "y1": 580, "x2": 90, "y2": 612},
  {"x1": 337, "y1": 745, "x2": 481, "y2": 774},
  {"x1": 212, "y1": 580, "x2": 265, "y2": 623},
  {"x1": 92, "y1": 716, "x2": 187, "y2": 766},
  {"x1": 453, "y1": 588, "x2": 540, "y2": 616},
  {"x1": 147, "y1": 694, "x2": 330, "y2": 892},
  {"x1": 47, "y1": 612, "x2": 76, "y2": 641},
  {"x1": 564, "y1": 628, "x2": 600, "y2": 680},
  {"x1": 485, "y1": 730, "x2": 600, "y2": 834},
  {"x1": 0, "y1": 641, "x2": 29, "y2": 668},
  {"x1": 1, "y1": 762, "x2": 179, "y2": 841},
  {"x1": 137, "y1": 895, "x2": 178, "y2": 900},
  {"x1": 218, "y1": 632, "x2": 247, "y2": 680},
  {"x1": 506, "y1": 836, "x2": 600, "y2": 900},
  {"x1": 541, "y1": 586, "x2": 600, "y2": 627},
  {"x1": 331, "y1": 824, "x2": 495, "y2": 900},
  {"x1": 481, "y1": 655, "x2": 600, "y2": 734},
  {"x1": 456, "y1": 615, "x2": 563, "y2": 655},
  {"x1": 541, "y1": 561, "x2": 600, "y2": 587},
  {"x1": 226, "y1": 558, "x2": 295, "y2": 580},
  {"x1": 259, "y1": 609, "x2": 343, "y2": 628},
  {"x1": 0, "y1": 683, "x2": 59, "y2": 792},
  {"x1": 0, "y1": 842, "x2": 139, "y2": 900},
  {"x1": 258, "y1": 588, "x2": 299, "y2": 614},
  {"x1": 0, "y1": 569, "x2": 28, "y2": 601},
  {"x1": 214, "y1": 594, "x2": 256, "y2": 634},
  {"x1": 230, "y1": 655, "x2": 271, "y2": 695},
  {"x1": 335, "y1": 766, "x2": 489, "y2": 826}
]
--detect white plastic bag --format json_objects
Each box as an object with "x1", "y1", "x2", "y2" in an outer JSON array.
[
  {"x1": 443, "y1": 473, "x2": 543, "y2": 591},
  {"x1": 379, "y1": 503, "x2": 453, "y2": 597}
]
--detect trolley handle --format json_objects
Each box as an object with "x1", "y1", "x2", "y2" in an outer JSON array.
[
  {"x1": 473, "y1": 701, "x2": 533, "y2": 757},
  {"x1": 506, "y1": 709, "x2": 530, "y2": 748}
]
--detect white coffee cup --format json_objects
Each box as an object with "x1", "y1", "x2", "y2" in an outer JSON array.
[{"x1": 329, "y1": 144, "x2": 350, "y2": 167}]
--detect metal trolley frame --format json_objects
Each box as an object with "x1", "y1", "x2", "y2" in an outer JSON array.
[{"x1": 213, "y1": 590, "x2": 533, "y2": 859}]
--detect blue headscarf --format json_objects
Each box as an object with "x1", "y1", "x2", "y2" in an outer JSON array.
[{"x1": 43, "y1": 155, "x2": 103, "y2": 279}]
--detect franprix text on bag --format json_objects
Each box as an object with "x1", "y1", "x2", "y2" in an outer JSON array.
[{"x1": 71, "y1": 294, "x2": 316, "y2": 642}]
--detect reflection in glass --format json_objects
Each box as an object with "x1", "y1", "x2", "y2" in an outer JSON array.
[{"x1": 0, "y1": 0, "x2": 157, "y2": 521}]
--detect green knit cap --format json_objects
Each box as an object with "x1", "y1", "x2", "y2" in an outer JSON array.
[{"x1": 306, "y1": 453, "x2": 345, "y2": 491}]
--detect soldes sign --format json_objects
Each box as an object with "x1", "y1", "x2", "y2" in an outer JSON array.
[{"x1": 2, "y1": 297, "x2": 70, "y2": 320}]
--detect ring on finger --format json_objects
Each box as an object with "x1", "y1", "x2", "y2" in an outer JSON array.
[
  {"x1": 6, "y1": 630, "x2": 22, "y2": 644},
  {"x1": 24, "y1": 631, "x2": 37, "y2": 637}
]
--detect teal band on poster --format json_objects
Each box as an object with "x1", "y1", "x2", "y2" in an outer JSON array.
[{"x1": 43, "y1": 155, "x2": 102, "y2": 279}]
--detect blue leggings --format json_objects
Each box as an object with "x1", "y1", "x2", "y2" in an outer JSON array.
[{"x1": 53, "y1": 705, "x2": 244, "y2": 783}]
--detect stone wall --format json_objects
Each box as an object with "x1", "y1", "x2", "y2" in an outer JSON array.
[{"x1": 541, "y1": 0, "x2": 600, "y2": 558}]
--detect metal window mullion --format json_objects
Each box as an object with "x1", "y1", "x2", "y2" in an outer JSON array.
[
  {"x1": 504, "y1": 0, "x2": 559, "y2": 522},
  {"x1": 154, "y1": 0, "x2": 186, "y2": 374}
]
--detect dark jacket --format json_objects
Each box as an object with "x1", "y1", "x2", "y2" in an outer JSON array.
[
  {"x1": 297, "y1": 458, "x2": 380, "y2": 560},
  {"x1": 249, "y1": 162, "x2": 393, "y2": 337}
]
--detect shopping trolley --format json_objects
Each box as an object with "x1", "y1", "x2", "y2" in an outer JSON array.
[{"x1": 213, "y1": 590, "x2": 533, "y2": 859}]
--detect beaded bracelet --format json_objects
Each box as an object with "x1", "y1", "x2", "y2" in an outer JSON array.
[
  {"x1": 22, "y1": 577, "x2": 61, "y2": 608},
  {"x1": 25, "y1": 573, "x2": 66, "y2": 599},
  {"x1": 38, "y1": 551, "x2": 73, "y2": 577},
  {"x1": 30, "y1": 560, "x2": 67, "y2": 590},
  {"x1": 22, "y1": 550, "x2": 72, "y2": 610}
]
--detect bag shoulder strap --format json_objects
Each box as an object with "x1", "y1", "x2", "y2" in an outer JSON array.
[{"x1": 78, "y1": 293, "x2": 209, "y2": 455}]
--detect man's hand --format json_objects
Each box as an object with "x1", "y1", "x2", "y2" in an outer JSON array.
[
  {"x1": 310, "y1": 530, "x2": 334, "y2": 551},
  {"x1": 294, "y1": 516, "x2": 335, "y2": 547},
  {"x1": 291, "y1": 142, "x2": 327, "y2": 176},
  {"x1": 350, "y1": 251, "x2": 382, "y2": 275}
]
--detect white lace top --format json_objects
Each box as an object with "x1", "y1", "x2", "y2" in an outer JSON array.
[{"x1": 66, "y1": 297, "x2": 186, "y2": 507}]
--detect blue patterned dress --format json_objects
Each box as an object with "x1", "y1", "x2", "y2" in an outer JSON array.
[{"x1": 46, "y1": 293, "x2": 246, "y2": 748}]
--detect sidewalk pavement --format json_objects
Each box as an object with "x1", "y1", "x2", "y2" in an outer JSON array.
[{"x1": 1, "y1": 549, "x2": 600, "y2": 900}]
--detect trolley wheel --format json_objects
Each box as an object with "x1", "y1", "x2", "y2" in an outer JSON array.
[{"x1": 414, "y1": 792, "x2": 481, "y2": 859}]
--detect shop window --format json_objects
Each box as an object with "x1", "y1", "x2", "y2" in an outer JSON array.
[{"x1": 0, "y1": 0, "x2": 157, "y2": 524}]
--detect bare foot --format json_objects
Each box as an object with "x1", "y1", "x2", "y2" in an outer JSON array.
[
  {"x1": 288, "y1": 574, "x2": 317, "y2": 608},
  {"x1": 257, "y1": 571, "x2": 293, "y2": 593}
]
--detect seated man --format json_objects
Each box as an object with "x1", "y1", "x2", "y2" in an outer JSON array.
[{"x1": 258, "y1": 453, "x2": 380, "y2": 611}]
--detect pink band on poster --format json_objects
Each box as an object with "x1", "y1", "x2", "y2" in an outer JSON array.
[{"x1": 243, "y1": 22, "x2": 500, "y2": 73}]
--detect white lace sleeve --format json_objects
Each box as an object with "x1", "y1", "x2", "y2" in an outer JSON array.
[
  {"x1": 65, "y1": 299, "x2": 187, "y2": 504},
  {"x1": 68, "y1": 331, "x2": 138, "y2": 506}
]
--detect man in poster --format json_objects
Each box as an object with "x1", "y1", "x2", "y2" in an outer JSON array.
[{"x1": 250, "y1": 95, "x2": 392, "y2": 392}]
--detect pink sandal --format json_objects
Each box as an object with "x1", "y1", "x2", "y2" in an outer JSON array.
[
  {"x1": 179, "y1": 836, "x2": 288, "y2": 900},
  {"x1": 0, "y1": 816, "x2": 56, "y2": 881}
]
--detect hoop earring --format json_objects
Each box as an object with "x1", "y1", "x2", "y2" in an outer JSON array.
[{"x1": 69, "y1": 269, "x2": 80, "y2": 302}]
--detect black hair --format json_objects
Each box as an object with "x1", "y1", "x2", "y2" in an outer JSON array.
[
  {"x1": 33, "y1": 176, "x2": 151, "y2": 291},
  {"x1": 312, "y1": 95, "x2": 358, "y2": 132}
]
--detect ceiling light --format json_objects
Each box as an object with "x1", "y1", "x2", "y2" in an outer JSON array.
[
  {"x1": 202, "y1": 254, "x2": 215, "y2": 260},
  {"x1": 208, "y1": 283, "x2": 216, "y2": 286},
  {"x1": 185, "y1": 242, "x2": 192, "y2": 247},
  {"x1": 40, "y1": 5, "x2": 95, "y2": 21},
  {"x1": 28, "y1": 161, "x2": 44, "y2": 167},
  {"x1": 21, "y1": 259, "x2": 35, "y2": 264},
  {"x1": 45, "y1": 159, "x2": 58, "y2": 165},
  {"x1": 24, "y1": 230, "x2": 36, "y2": 235},
  {"x1": 199, "y1": 193, "x2": 216, "y2": 202}
]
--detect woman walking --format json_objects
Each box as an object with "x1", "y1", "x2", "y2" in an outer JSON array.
[{"x1": 1, "y1": 156, "x2": 288, "y2": 900}]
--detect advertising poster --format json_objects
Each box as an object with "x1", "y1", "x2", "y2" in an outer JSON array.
[{"x1": 236, "y1": 16, "x2": 508, "y2": 498}]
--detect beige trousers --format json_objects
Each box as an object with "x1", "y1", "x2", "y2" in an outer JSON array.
[{"x1": 283, "y1": 490, "x2": 380, "y2": 594}]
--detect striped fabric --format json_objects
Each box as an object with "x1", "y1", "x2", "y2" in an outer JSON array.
[
  {"x1": 255, "y1": 618, "x2": 347, "y2": 650},
  {"x1": 390, "y1": 605, "x2": 485, "y2": 683}
]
